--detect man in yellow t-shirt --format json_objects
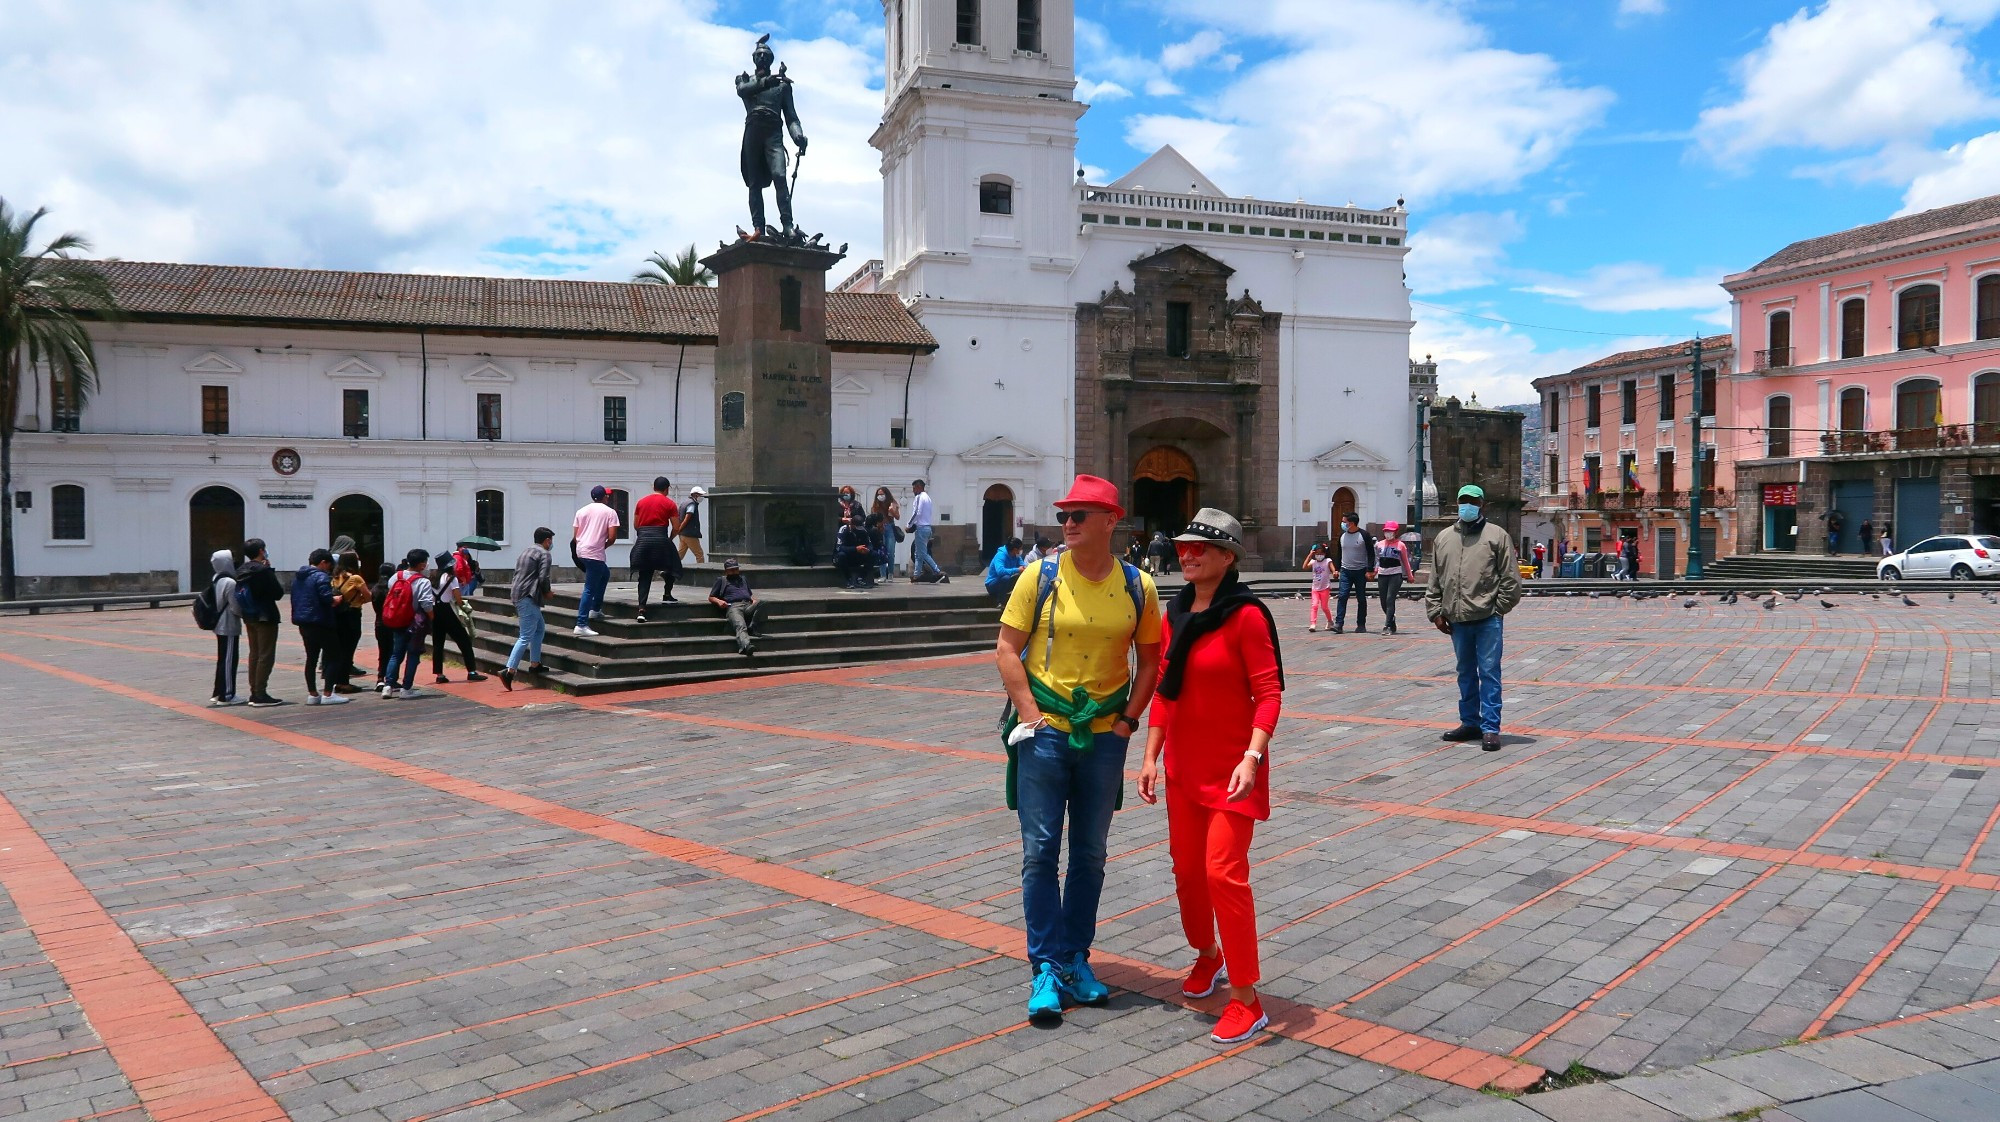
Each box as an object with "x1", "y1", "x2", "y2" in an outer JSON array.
[{"x1": 997, "y1": 474, "x2": 1162, "y2": 1024}]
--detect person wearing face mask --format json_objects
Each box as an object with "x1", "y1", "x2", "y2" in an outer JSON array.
[{"x1": 1423, "y1": 484, "x2": 1521, "y2": 752}]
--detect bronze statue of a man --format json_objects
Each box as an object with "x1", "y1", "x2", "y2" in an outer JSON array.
[{"x1": 737, "y1": 34, "x2": 807, "y2": 237}]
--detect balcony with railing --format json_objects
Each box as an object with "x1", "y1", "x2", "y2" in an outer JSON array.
[
  {"x1": 1563, "y1": 488, "x2": 1727, "y2": 511},
  {"x1": 1753, "y1": 347, "x2": 1793, "y2": 370},
  {"x1": 1079, "y1": 183, "x2": 1406, "y2": 246},
  {"x1": 1819, "y1": 424, "x2": 2000, "y2": 455}
]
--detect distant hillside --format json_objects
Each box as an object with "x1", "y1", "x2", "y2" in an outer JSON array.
[{"x1": 1501, "y1": 402, "x2": 1542, "y2": 494}]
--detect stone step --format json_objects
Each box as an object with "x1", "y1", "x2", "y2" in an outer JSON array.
[
  {"x1": 470, "y1": 618, "x2": 997, "y2": 663},
  {"x1": 474, "y1": 638, "x2": 996, "y2": 694}
]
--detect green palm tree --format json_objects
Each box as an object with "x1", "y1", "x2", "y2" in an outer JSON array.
[
  {"x1": 0, "y1": 200, "x2": 121, "y2": 600},
  {"x1": 633, "y1": 244, "x2": 714, "y2": 286}
]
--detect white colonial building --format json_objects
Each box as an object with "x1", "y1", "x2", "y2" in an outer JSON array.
[{"x1": 8, "y1": 0, "x2": 1413, "y2": 593}]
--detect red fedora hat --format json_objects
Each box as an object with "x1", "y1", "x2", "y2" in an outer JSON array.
[{"x1": 1053, "y1": 474, "x2": 1125, "y2": 520}]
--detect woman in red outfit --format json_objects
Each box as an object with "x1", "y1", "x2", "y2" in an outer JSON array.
[{"x1": 1138, "y1": 507, "x2": 1284, "y2": 1044}]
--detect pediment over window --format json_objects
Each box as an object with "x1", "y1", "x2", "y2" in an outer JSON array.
[
  {"x1": 1128, "y1": 244, "x2": 1235, "y2": 280},
  {"x1": 591, "y1": 365, "x2": 642, "y2": 387},
  {"x1": 183, "y1": 351, "x2": 244, "y2": 375},
  {"x1": 326, "y1": 356, "x2": 383, "y2": 381},
  {"x1": 832, "y1": 375, "x2": 871, "y2": 395},
  {"x1": 1311, "y1": 440, "x2": 1395, "y2": 471},
  {"x1": 461, "y1": 360, "x2": 515, "y2": 383},
  {"x1": 959, "y1": 436, "x2": 1044, "y2": 464}
]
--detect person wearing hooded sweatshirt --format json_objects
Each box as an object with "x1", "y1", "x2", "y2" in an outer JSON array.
[
  {"x1": 207, "y1": 548, "x2": 244, "y2": 707},
  {"x1": 370, "y1": 562, "x2": 396, "y2": 689},
  {"x1": 236, "y1": 538, "x2": 287, "y2": 706},
  {"x1": 290, "y1": 549, "x2": 348, "y2": 706}
]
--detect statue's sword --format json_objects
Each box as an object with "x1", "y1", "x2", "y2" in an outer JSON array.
[{"x1": 789, "y1": 144, "x2": 805, "y2": 201}]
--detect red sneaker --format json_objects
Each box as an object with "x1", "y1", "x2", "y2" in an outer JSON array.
[
  {"x1": 1182, "y1": 953, "x2": 1226, "y2": 998},
  {"x1": 1211, "y1": 999, "x2": 1268, "y2": 1043}
]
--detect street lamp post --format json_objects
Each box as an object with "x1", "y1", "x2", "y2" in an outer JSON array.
[
  {"x1": 1685, "y1": 337, "x2": 1706, "y2": 580},
  {"x1": 1414, "y1": 395, "x2": 1430, "y2": 526}
]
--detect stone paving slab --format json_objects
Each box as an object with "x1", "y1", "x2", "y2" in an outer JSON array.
[{"x1": 8, "y1": 599, "x2": 2000, "y2": 1118}]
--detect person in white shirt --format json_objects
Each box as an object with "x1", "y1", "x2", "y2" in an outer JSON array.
[{"x1": 904, "y1": 478, "x2": 949, "y2": 583}]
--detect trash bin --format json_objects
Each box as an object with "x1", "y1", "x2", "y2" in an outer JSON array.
[
  {"x1": 1560, "y1": 553, "x2": 1584, "y2": 578},
  {"x1": 1584, "y1": 551, "x2": 1605, "y2": 577}
]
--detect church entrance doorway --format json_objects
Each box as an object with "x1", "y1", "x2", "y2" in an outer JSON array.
[
  {"x1": 1132, "y1": 445, "x2": 1198, "y2": 535},
  {"x1": 328, "y1": 494, "x2": 385, "y2": 577},
  {"x1": 188, "y1": 486, "x2": 245, "y2": 592},
  {"x1": 1331, "y1": 487, "x2": 1358, "y2": 529},
  {"x1": 981, "y1": 484, "x2": 1014, "y2": 561}
]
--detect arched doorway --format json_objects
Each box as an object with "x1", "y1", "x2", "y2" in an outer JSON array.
[
  {"x1": 1330, "y1": 487, "x2": 1358, "y2": 530},
  {"x1": 1132, "y1": 446, "x2": 1198, "y2": 534},
  {"x1": 981, "y1": 484, "x2": 1014, "y2": 560},
  {"x1": 188, "y1": 486, "x2": 245, "y2": 592},
  {"x1": 328, "y1": 494, "x2": 385, "y2": 577}
]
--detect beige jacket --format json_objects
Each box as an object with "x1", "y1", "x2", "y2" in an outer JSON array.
[{"x1": 1423, "y1": 520, "x2": 1522, "y2": 624}]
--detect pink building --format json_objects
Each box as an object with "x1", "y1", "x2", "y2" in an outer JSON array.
[
  {"x1": 1724, "y1": 194, "x2": 2000, "y2": 554},
  {"x1": 1531, "y1": 336, "x2": 1736, "y2": 576}
]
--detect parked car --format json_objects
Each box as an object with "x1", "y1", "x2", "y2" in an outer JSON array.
[{"x1": 1878, "y1": 535, "x2": 2000, "y2": 580}]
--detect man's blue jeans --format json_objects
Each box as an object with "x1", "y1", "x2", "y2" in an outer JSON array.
[
  {"x1": 508, "y1": 598, "x2": 545, "y2": 670},
  {"x1": 577, "y1": 558, "x2": 610, "y2": 623},
  {"x1": 1335, "y1": 568, "x2": 1369, "y2": 629},
  {"x1": 384, "y1": 628, "x2": 421, "y2": 690},
  {"x1": 910, "y1": 525, "x2": 942, "y2": 579},
  {"x1": 1450, "y1": 614, "x2": 1505, "y2": 734},
  {"x1": 1018, "y1": 725, "x2": 1130, "y2": 970}
]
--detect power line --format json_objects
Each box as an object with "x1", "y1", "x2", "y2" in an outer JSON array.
[{"x1": 1412, "y1": 299, "x2": 1699, "y2": 339}]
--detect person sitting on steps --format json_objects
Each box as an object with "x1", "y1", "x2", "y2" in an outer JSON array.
[{"x1": 708, "y1": 558, "x2": 764, "y2": 656}]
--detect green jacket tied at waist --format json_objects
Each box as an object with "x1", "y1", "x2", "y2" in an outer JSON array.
[{"x1": 999, "y1": 676, "x2": 1130, "y2": 811}]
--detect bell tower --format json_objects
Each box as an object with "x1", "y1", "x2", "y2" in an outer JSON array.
[{"x1": 872, "y1": 0, "x2": 1083, "y2": 300}]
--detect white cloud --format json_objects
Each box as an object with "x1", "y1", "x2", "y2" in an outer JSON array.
[
  {"x1": 1900, "y1": 130, "x2": 2000, "y2": 212},
  {"x1": 1518, "y1": 262, "x2": 1727, "y2": 317},
  {"x1": 1160, "y1": 30, "x2": 1239, "y2": 73},
  {"x1": 1617, "y1": 0, "x2": 1667, "y2": 15},
  {"x1": 1076, "y1": 78, "x2": 1133, "y2": 103},
  {"x1": 1412, "y1": 311, "x2": 1658, "y2": 406},
  {"x1": 1697, "y1": 0, "x2": 2000, "y2": 162},
  {"x1": 1133, "y1": 0, "x2": 1612, "y2": 207},
  {"x1": 1405, "y1": 212, "x2": 1524, "y2": 294},
  {"x1": 1124, "y1": 116, "x2": 1242, "y2": 180},
  {"x1": 0, "y1": 0, "x2": 889, "y2": 277}
]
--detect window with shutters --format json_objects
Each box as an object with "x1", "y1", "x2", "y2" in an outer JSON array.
[
  {"x1": 603, "y1": 396, "x2": 628, "y2": 443},
  {"x1": 342, "y1": 389, "x2": 370, "y2": 438},
  {"x1": 477, "y1": 393, "x2": 502, "y2": 440},
  {"x1": 1766, "y1": 396, "x2": 1791, "y2": 458},
  {"x1": 1016, "y1": 0, "x2": 1041, "y2": 52},
  {"x1": 1658, "y1": 373, "x2": 1675, "y2": 420},
  {"x1": 1586, "y1": 384, "x2": 1601, "y2": 429},
  {"x1": 1841, "y1": 297, "x2": 1866, "y2": 358},
  {"x1": 51, "y1": 484, "x2": 85, "y2": 541},
  {"x1": 1899, "y1": 284, "x2": 1941, "y2": 349},
  {"x1": 1979, "y1": 276, "x2": 2000, "y2": 340},
  {"x1": 201, "y1": 385, "x2": 229, "y2": 435}
]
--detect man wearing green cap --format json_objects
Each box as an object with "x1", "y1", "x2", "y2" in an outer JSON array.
[{"x1": 1423, "y1": 483, "x2": 1521, "y2": 751}]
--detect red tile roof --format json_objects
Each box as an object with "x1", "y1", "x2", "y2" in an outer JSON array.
[
  {"x1": 1748, "y1": 193, "x2": 2000, "y2": 273},
  {"x1": 1572, "y1": 334, "x2": 1732, "y2": 374},
  {"x1": 82, "y1": 260, "x2": 937, "y2": 353}
]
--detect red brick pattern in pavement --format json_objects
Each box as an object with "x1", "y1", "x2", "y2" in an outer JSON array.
[{"x1": 0, "y1": 597, "x2": 1997, "y2": 1119}]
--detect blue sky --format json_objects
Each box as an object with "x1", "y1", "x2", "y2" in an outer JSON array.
[{"x1": 7, "y1": 0, "x2": 2000, "y2": 403}]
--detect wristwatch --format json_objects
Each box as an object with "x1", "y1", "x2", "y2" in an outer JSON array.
[{"x1": 1111, "y1": 714, "x2": 1138, "y2": 735}]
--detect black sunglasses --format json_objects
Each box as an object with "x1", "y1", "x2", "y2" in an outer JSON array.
[{"x1": 1054, "y1": 510, "x2": 1102, "y2": 525}]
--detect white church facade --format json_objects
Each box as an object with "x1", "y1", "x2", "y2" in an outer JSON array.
[{"x1": 8, "y1": 0, "x2": 1413, "y2": 593}]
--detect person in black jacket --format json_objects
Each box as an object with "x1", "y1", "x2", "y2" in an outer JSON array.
[
  {"x1": 837, "y1": 517, "x2": 875, "y2": 589},
  {"x1": 236, "y1": 538, "x2": 288, "y2": 706},
  {"x1": 1331, "y1": 511, "x2": 1378, "y2": 634}
]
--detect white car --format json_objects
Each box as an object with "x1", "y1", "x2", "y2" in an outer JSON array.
[{"x1": 1878, "y1": 535, "x2": 2000, "y2": 581}]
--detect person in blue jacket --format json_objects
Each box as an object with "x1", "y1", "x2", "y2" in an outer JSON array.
[
  {"x1": 289, "y1": 548, "x2": 348, "y2": 707},
  {"x1": 985, "y1": 537, "x2": 1027, "y2": 606}
]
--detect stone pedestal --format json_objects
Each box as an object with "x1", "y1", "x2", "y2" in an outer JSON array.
[{"x1": 698, "y1": 238, "x2": 846, "y2": 565}]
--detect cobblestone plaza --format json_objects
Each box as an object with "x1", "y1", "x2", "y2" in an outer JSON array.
[{"x1": 7, "y1": 597, "x2": 2000, "y2": 1120}]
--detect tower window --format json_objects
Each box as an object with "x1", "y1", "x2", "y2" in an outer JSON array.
[
  {"x1": 1016, "y1": 0, "x2": 1041, "y2": 53},
  {"x1": 956, "y1": 0, "x2": 979, "y2": 45},
  {"x1": 979, "y1": 179, "x2": 1013, "y2": 215}
]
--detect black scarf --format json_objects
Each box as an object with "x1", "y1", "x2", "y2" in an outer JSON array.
[{"x1": 1157, "y1": 569, "x2": 1285, "y2": 702}]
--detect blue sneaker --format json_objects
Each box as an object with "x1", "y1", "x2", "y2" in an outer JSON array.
[
  {"x1": 1064, "y1": 952, "x2": 1110, "y2": 1005},
  {"x1": 1027, "y1": 962, "x2": 1065, "y2": 1022}
]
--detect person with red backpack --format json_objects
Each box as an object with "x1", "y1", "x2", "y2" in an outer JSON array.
[
  {"x1": 430, "y1": 547, "x2": 485, "y2": 683},
  {"x1": 378, "y1": 549, "x2": 437, "y2": 699}
]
